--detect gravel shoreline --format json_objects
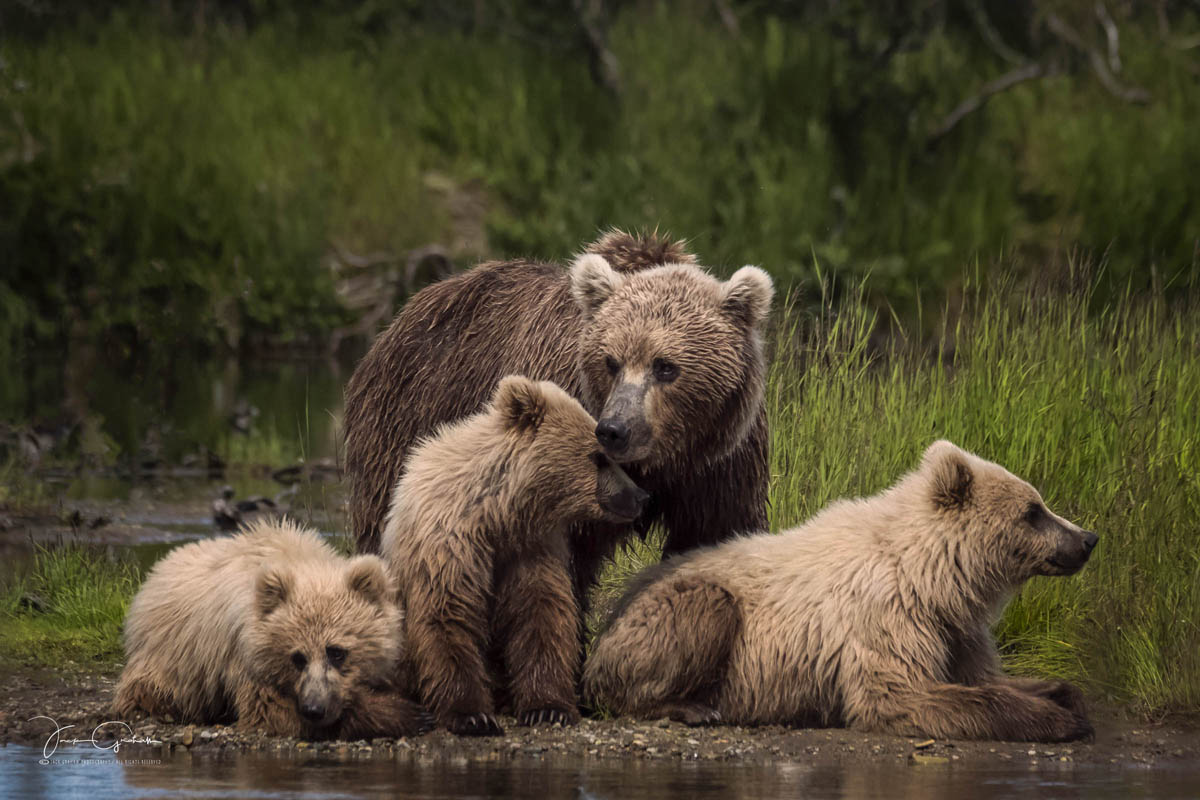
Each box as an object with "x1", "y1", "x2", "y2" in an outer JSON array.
[{"x1": 2, "y1": 667, "x2": 1197, "y2": 769}]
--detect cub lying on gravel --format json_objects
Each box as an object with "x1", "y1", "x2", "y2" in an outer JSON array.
[
  {"x1": 114, "y1": 518, "x2": 431, "y2": 739},
  {"x1": 585, "y1": 441, "x2": 1098, "y2": 743}
]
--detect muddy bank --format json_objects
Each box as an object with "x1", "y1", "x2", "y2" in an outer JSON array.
[{"x1": 2, "y1": 668, "x2": 1196, "y2": 769}]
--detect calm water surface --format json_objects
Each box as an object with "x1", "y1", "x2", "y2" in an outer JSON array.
[{"x1": 1, "y1": 746, "x2": 1197, "y2": 800}]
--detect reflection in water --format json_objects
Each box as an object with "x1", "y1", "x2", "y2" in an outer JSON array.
[
  {"x1": 1, "y1": 746, "x2": 1197, "y2": 800},
  {"x1": 3, "y1": 351, "x2": 355, "y2": 470}
]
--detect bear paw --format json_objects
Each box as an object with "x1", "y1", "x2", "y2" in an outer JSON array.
[
  {"x1": 517, "y1": 707, "x2": 580, "y2": 727},
  {"x1": 1042, "y1": 681, "x2": 1088, "y2": 716},
  {"x1": 1041, "y1": 707, "x2": 1094, "y2": 743},
  {"x1": 1061, "y1": 712, "x2": 1095, "y2": 743},
  {"x1": 446, "y1": 712, "x2": 505, "y2": 737},
  {"x1": 415, "y1": 709, "x2": 437, "y2": 734},
  {"x1": 662, "y1": 702, "x2": 722, "y2": 727}
]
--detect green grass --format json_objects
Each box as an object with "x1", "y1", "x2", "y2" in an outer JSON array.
[
  {"x1": 772, "y1": 276, "x2": 1199, "y2": 713},
  {"x1": 0, "y1": 456, "x2": 54, "y2": 512},
  {"x1": 0, "y1": 540, "x2": 142, "y2": 669},
  {"x1": 593, "y1": 273, "x2": 1200, "y2": 714}
]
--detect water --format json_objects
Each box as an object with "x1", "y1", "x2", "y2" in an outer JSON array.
[
  {"x1": 1, "y1": 745, "x2": 1197, "y2": 800},
  {"x1": 3, "y1": 350, "x2": 353, "y2": 475},
  {"x1": 2, "y1": 353, "x2": 354, "y2": 564}
]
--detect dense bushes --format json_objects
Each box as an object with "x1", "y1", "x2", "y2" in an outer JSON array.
[{"x1": 2, "y1": 2, "x2": 1197, "y2": 360}]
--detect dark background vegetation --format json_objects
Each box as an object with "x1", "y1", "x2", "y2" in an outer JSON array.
[{"x1": 2, "y1": 0, "x2": 1198, "y2": 365}]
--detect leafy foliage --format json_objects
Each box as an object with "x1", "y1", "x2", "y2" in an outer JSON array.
[{"x1": 2, "y1": 3, "x2": 1198, "y2": 360}]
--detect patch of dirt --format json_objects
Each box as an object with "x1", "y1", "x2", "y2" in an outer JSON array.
[{"x1": 1, "y1": 669, "x2": 1197, "y2": 768}]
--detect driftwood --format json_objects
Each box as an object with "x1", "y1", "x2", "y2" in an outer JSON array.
[
  {"x1": 929, "y1": 5, "x2": 1151, "y2": 147},
  {"x1": 928, "y1": 62, "x2": 1048, "y2": 145},
  {"x1": 573, "y1": 0, "x2": 621, "y2": 96},
  {"x1": 327, "y1": 243, "x2": 455, "y2": 351},
  {"x1": 1045, "y1": 12, "x2": 1150, "y2": 104}
]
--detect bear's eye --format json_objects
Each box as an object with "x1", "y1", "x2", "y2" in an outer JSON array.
[
  {"x1": 652, "y1": 358, "x2": 679, "y2": 383},
  {"x1": 604, "y1": 355, "x2": 620, "y2": 376},
  {"x1": 326, "y1": 646, "x2": 348, "y2": 668},
  {"x1": 291, "y1": 651, "x2": 308, "y2": 670},
  {"x1": 1023, "y1": 502, "x2": 1045, "y2": 526}
]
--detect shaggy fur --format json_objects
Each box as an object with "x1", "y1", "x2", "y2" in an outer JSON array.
[
  {"x1": 344, "y1": 230, "x2": 774, "y2": 615},
  {"x1": 113, "y1": 519, "x2": 430, "y2": 739},
  {"x1": 584, "y1": 441, "x2": 1100, "y2": 743},
  {"x1": 382, "y1": 376, "x2": 647, "y2": 737}
]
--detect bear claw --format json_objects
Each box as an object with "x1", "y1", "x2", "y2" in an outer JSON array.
[
  {"x1": 517, "y1": 707, "x2": 580, "y2": 727},
  {"x1": 447, "y1": 712, "x2": 504, "y2": 737},
  {"x1": 415, "y1": 710, "x2": 437, "y2": 734}
]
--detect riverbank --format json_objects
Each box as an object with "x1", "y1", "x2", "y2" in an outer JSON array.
[{"x1": 1, "y1": 668, "x2": 1197, "y2": 769}]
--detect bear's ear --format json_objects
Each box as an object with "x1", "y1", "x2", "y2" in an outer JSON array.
[
  {"x1": 720, "y1": 266, "x2": 774, "y2": 329},
  {"x1": 345, "y1": 556, "x2": 394, "y2": 607},
  {"x1": 255, "y1": 565, "x2": 293, "y2": 617},
  {"x1": 570, "y1": 254, "x2": 625, "y2": 318},
  {"x1": 924, "y1": 440, "x2": 974, "y2": 509},
  {"x1": 494, "y1": 375, "x2": 547, "y2": 433}
]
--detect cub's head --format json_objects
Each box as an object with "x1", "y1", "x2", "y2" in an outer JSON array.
[
  {"x1": 492, "y1": 375, "x2": 649, "y2": 525},
  {"x1": 920, "y1": 440, "x2": 1099, "y2": 583},
  {"x1": 249, "y1": 555, "x2": 401, "y2": 732},
  {"x1": 570, "y1": 253, "x2": 773, "y2": 468}
]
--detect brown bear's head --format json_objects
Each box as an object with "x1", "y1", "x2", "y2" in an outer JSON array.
[
  {"x1": 248, "y1": 555, "x2": 401, "y2": 731},
  {"x1": 919, "y1": 440, "x2": 1099, "y2": 584},
  {"x1": 570, "y1": 254, "x2": 774, "y2": 469},
  {"x1": 491, "y1": 375, "x2": 650, "y2": 525}
]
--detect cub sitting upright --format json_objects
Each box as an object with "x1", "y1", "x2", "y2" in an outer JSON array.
[
  {"x1": 114, "y1": 518, "x2": 431, "y2": 739},
  {"x1": 382, "y1": 375, "x2": 648, "y2": 736},
  {"x1": 584, "y1": 441, "x2": 1099, "y2": 743}
]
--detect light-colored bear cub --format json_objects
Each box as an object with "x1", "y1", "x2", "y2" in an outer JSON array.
[
  {"x1": 382, "y1": 375, "x2": 648, "y2": 737},
  {"x1": 114, "y1": 518, "x2": 430, "y2": 739},
  {"x1": 584, "y1": 441, "x2": 1098, "y2": 742}
]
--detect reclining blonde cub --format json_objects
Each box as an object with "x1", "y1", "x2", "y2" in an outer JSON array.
[{"x1": 584, "y1": 440, "x2": 1098, "y2": 743}]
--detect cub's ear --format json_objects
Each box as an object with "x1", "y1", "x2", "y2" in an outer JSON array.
[
  {"x1": 570, "y1": 254, "x2": 625, "y2": 318},
  {"x1": 494, "y1": 375, "x2": 547, "y2": 433},
  {"x1": 721, "y1": 266, "x2": 774, "y2": 328},
  {"x1": 255, "y1": 565, "x2": 293, "y2": 617},
  {"x1": 345, "y1": 556, "x2": 394, "y2": 607},
  {"x1": 923, "y1": 440, "x2": 973, "y2": 509}
]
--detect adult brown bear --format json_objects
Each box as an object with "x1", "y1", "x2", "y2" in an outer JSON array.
[{"x1": 344, "y1": 231, "x2": 773, "y2": 602}]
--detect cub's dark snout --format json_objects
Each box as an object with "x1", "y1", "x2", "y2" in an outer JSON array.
[
  {"x1": 1047, "y1": 527, "x2": 1098, "y2": 576},
  {"x1": 299, "y1": 702, "x2": 326, "y2": 723},
  {"x1": 609, "y1": 484, "x2": 650, "y2": 521},
  {"x1": 598, "y1": 461, "x2": 650, "y2": 522}
]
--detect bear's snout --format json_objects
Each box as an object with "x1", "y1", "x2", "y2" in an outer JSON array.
[
  {"x1": 299, "y1": 702, "x2": 326, "y2": 722},
  {"x1": 296, "y1": 668, "x2": 344, "y2": 728},
  {"x1": 604, "y1": 484, "x2": 650, "y2": 522},
  {"x1": 597, "y1": 458, "x2": 650, "y2": 523},
  {"x1": 596, "y1": 382, "x2": 656, "y2": 462},
  {"x1": 1042, "y1": 526, "x2": 1098, "y2": 576},
  {"x1": 596, "y1": 419, "x2": 631, "y2": 452}
]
